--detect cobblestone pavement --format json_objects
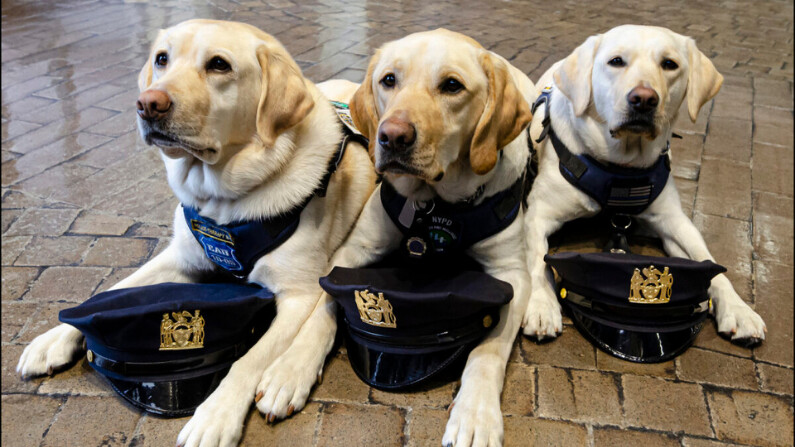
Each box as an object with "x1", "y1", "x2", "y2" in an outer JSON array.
[{"x1": 2, "y1": 0, "x2": 793, "y2": 446}]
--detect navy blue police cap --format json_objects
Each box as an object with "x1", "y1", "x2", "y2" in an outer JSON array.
[
  {"x1": 545, "y1": 252, "x2": 726, "y2": 363},
  {"x1": 59, "y1": 282, "x2": 276, "y2": 417},
  {"x1": 320, "y1": 265, "x2": 513, "y2": 390}
]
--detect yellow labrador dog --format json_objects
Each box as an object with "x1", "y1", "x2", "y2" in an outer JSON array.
[
  {"x1": 322, "y1": 29, "x2": 534, "y2": 447},
  {"x1": 16, "y1": 19, "x2": 376, "y2": 447},
  {"x1": 522, "y1": 25, "x2": 766, "y2": 343}
]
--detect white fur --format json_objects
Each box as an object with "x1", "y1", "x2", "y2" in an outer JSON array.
[
  {"x1": 522, "y1": 25, "x2": 766, "y2": 343},
  {"x1": 335, "y1": 30, "x2": 535, "y2": 447},
  {"x1": 17, "y1": 20, "x2": 375, "y2": 447}
]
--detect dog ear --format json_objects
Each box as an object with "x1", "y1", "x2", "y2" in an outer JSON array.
[
  {"x1": 138, "y1": 31, "x2": 164, "y2": 91},
  {"x1": 350, "y1": 50, "x2": 382, "y2": 156},
  {"x1": 553, "y1": 34, "x2": 602, "y2": 116},
  {"x1": 685, "y1": 38, "x2": 723, "y2": 123},
  {"x1": 138, "y1": 51, "x2": 155, "y2": 92},
  {"x1": 138, "y1": 55, "x2": 153, "y2": 91},
  {"x1": 470, "y1": 53, "x2": 533, "y2": 175},
  {"x1": 255, "y1": 43, "x2": 315, "y2": 147}
]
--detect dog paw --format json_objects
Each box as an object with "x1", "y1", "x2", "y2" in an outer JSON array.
[
  {"x1": 17, "y1": 324, "x2": 83, "y2": 378},
  {"x1": 254, "y1": 347, "x2": 323, "y2": 422},
  {"x1": 176, "y1": 385, "x2": 248, "y2": 447},
  {"x1": 442, "y1": 385, "x2": 503, "y2": 447},
  {"x1": 715, "y1": 301, "x2": 766, "y2": 346},
  {"x1": 522, "y1": 291, "x2": 562, "y2": 340}
]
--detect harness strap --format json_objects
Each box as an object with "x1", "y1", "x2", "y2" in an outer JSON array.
[
  {"x1": 316, "y1": 124, "x2": 369, "y2": 197},
  {"x1": 522, "y1": 127, "x2": 538, "y2": 209},
  {"x1": 381, "y1": 176, "x2": 524, "y2": 259},
  {"x1": 184, "y1": 101, "x2": 370, "y2": 277},
  {"x1": 549, "y1": 131, "x2": 589, "y2": 179},
  {"x1": 531, "y1": 87, "x2": 671, "y2": 216}
]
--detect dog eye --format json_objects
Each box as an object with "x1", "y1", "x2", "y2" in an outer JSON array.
[
  {"x1": 607, "y1": 57, "x2": 626, "y2": 67},
  {"x1": 440, "y1": 78, "x2": 465, "y2": 94},
  {"x1": 380, "y1": 73, "x2": 396, "y2": 88},
  {"x1": 661, "y1": 58, "x2": 679, "y2": 70},
  {"x1": 155, "y1": 52, "x2": 168, "y2": 68},
  {"x1": 207, "y1": 56, "x2": 231, "y2": 73}
]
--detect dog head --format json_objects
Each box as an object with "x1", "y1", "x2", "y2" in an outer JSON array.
[
  {"x1": 350, "y1": 29, "x2": 531, "y2": 184},
  {"x1": 554, "y1": 25, "x2": 722, "y2": 141},
  {"x1": 136, "y1": 19, "x2": 314, "y2": 166}
]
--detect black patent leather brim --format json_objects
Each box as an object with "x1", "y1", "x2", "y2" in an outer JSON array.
[
  {"x1": 565, "y1": 302, "x2": 707, "y2": 363},
  {"x1": 104, "y1": 364, "x2": 231, "y2": 417},
  {"x1": 345, "y1": 330, "x2": 472, "y2": 390}
]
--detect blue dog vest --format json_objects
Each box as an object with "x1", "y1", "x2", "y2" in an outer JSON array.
[
  {"x1": 185, "y1": 102, "x2": 369, "y2": 277},
  {"x1": 380, "y1": 176, "x2": 524, "y2": 259},
  {"x1": 532, "y1": 88, "x2": 671, "y2": 215}
]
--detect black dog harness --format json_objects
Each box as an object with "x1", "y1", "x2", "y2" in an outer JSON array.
[
  {"x1": 380, "y1": 176, "x2": 524, "y2": 260},
  {"x1": 184, "y1": 101, "x2": 369, "y2": 277},
  {"x1": 532, "y1": 87, "x2": 672, "y2": 216}
]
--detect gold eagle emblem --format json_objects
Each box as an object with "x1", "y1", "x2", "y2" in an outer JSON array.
[
  {"x1": 160, "y1": 310, "x2": 205, "y2": 350},
  {"x1": 354, "y1": 289, "x2": 397, "y2": 328},
  {"x1": 629, "y1": 265, "x2": 673, "y2": 304}
]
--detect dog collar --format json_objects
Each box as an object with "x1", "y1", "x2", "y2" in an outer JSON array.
[
  {"x1": 380, "y1": 175, "x2": 524, "y2": 260},
  {"x1": 532, "y1": 87, "x2": 671, "y2": 215},
  {"x1": 184, "y1": 101, "x2": 369, "y2": 277}
]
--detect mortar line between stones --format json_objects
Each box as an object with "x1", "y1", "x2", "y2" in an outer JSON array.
[
  {"x1": 585, "y1": 423, "x2": 594, "y2": 447},
  {"x1": 128, "y1": 412, "x2": 148, "y2": 446},
  {"x1": 532, "y1": 365, "x2": 539, "y2": 416},
  {"x1": 38, "y1": 394, "x2": 68, "y2": 447},
  {"x1": 312, "y1": 402, "x2": 326, "y2": 447},
  {"x1": 400, "y1": 406, "x2": 411, "y2": 447},
  {"x1": 538, "y1": 362, "x2": 793, "y2": 399},
  {"x1": 749, "y1": 74, "x2": 757, "y2": 307},
  {"x1": 701, "y1": 384, "x2": 718, "y2": 439}
]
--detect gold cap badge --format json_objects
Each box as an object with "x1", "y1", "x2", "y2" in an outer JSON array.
[
  {"x1": 354, "y1": 289, "x2": 397, "y2": 328},
  {"x1": 629, "y1": 265, "x2": 673, "y2": 304},
  {"x1": 160, "y1": 310, "x2": 205, "y2": 350}
]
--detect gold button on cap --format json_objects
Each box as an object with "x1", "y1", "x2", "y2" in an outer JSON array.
[
  {"x1": 86, "y1": 350, "x2": 94, "y2": 363},
  {"x1": 560, "y1": 288, "x2": 567, "y2": 299},
  {"x1": 482, "y1": 315, "x2": 493, "y2": 328}
]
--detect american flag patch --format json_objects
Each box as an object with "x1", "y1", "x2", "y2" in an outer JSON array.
[{"x1": 607, "y1": 185, "x2": 652, "y2": 207}]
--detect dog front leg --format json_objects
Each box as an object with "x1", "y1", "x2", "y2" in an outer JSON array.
[
  {"x1": 17, "y1": 241, "x2": 205, "y2": 379},
  {"x1": 641, "y1": 202, "x2": 766, "y2": 344},
  {"x1": 521, "y1": 197, "x2": 569, "y2": 340},
  {"x1": 443, "y1": 235, "x2": 530, "y2": 447},
  {"x1": 328, "y1": 185, "x2": 402, "y2": 269},
  {"x1": 254, "y1": 290, "x2": 336, "y2": 421},
  {"x1": 177, "y1": 287, "x2": 325, "y2": 447}
]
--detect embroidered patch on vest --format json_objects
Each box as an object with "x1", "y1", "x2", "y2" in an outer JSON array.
[
  {"x1": 190, "y1": 219, "x2": 234, "y2": 244},
  {"x1": 427, "y1": 216, "x2": 460, "y2": 251},
  {"x1": 330, "y1": 101, "x2": 363, "y2": 136},
  {"x1": 198, "y1": 235, "x2": 244, "y2": 271}
]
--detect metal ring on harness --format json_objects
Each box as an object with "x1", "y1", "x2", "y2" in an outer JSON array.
[
  {"x1": 413, "y1": 199, "x2": 435, "y2": 215},
  {"x1": 610, "y1": 214, "x2": 633, "y2": 231},
  {"x1": 606, "y1": 214, "x2": 633, "y2": 254}
]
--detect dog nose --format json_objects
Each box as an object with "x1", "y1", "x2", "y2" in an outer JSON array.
[
  {"x1": 627, "y1": 86, "x2": 659, "y2": 113},
  {"x1": 378, "y1": 117, "x2": 416, "y2": 154},
  {"x1": 136, "y1": 89, "x2": 172, "y2": 121}
]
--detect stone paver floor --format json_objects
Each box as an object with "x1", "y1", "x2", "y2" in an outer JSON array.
[{"x1": 2, "y1": 0, "x2": 793, "y2": 446}]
